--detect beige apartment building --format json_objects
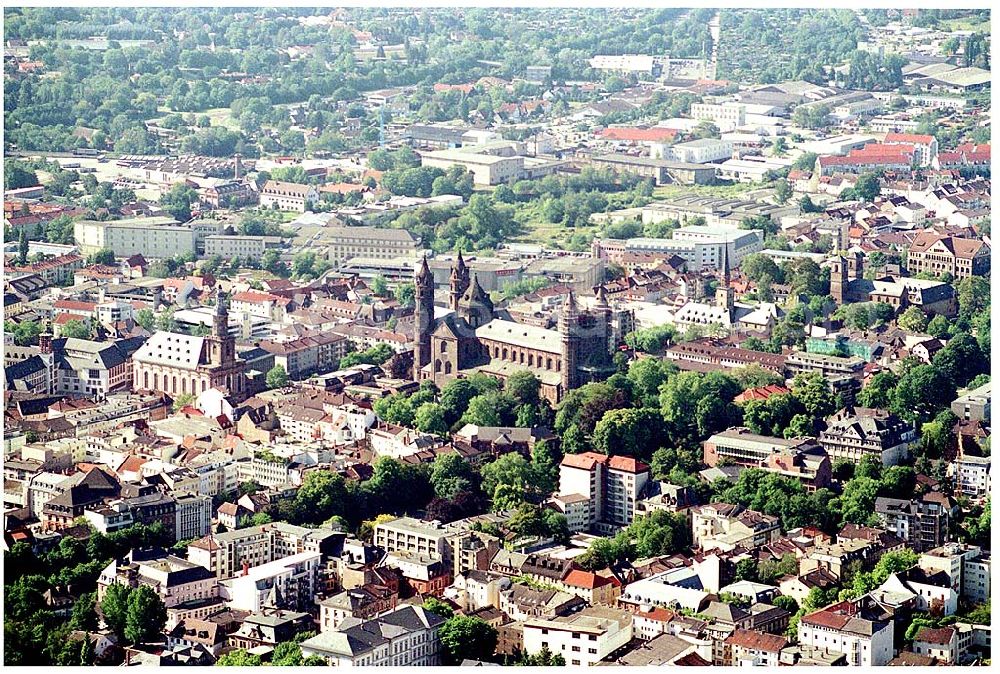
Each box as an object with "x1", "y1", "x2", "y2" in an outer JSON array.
[
  {"x1": 74, "y1": 217, "x2": 195, "y2": 258},
  {"x1": 325, "y1": 226, "x2": 419, "y2": 265},
  {"x1": 259, "y1": 180, "x2": 320, "y2": 212},
  {"x1": 203, "y1": 234, "x2": 283, "y2": 259},
  {"x1": 422, "y1": 149, "x2": 524, "y2": 186}
]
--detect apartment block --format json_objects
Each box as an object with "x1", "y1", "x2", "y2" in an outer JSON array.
[
  {"x1": 374, "y1": 516, "x2": 452, "y2": 565},
  {"x1": 324, "y1": 226, "x2": 419, "y2": 265},
  {"x1": 797, "y1": 596, "x2": 894, "y2": 666},
  {"x1": 523, "y1": 606, "x2": 633, "y2": 666},
  {"x1": 74, "y1": 217, "x2": 195, "y2": 258},
  {"x1": 551, "y1": 452, "x2": 651, "y2": 534},
  {"x1": 203, "y1": 234, "x2": 283, "y2": 259}
]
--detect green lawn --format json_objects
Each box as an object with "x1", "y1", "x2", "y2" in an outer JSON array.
[
  {"x1": 152, "y1": 106, "x2": 242, "y2": 131},
  {"x1": 940, "y1": 17, "x2": 989, "y2": 32}
]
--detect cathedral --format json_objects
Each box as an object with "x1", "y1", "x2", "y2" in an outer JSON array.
[
  {"x1": 133, "y1": 287, "x2": 248, "y2": 402},
  {"x1": 412, "y1": 252, "x2": 616, "y2": 403}
]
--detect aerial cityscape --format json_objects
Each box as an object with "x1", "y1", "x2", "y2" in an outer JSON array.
[{"x1": 1, "y1": 6, "x2": 992, "y2": 667}]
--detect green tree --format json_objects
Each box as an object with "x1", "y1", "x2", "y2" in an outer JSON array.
[
  {"x1": 135, "y1": 308, "x2": 155, "y2": 331},
  {"x1": 627, "y1": 357, "x2": 677, "y2": 408},
  {"x1": 505, "y1": 370, "x2": 541, "y2": 408},
  {"x1": 414, "y1": 402, "x2": 449, "y2": 436},
  {"x1": 438, "y1": 615, "x2": 498, "y2": 665},
  {"x1": 422, "y1": 597, "x2": 455, "y2": 618},
  {"x1": 17, "y1": 227, "x2": 29, "y2": 265},
  {"x1": 59, "y1": 319, "x2": 91, "y2": 340},
  {"x1": 78, "y1": 633, "x2": 95, "y2": 666},
  {"x1": 592, "y1": 407, "x2": 666, "y2": 460},
  {"x1": 88, "y1": 248, "x2": 116, "y2": 266},
  {"x1": 956, "y1": 277, "x2": 989, "y2": 320},
  {"x1": 293, "y1": 471, "x2": 347, "y2": 525},
  {"x1": 373, "y1": 393, "x2": 417, "y2": 427},
  {"x1": 530, "y1": 440, "x2": 561, "y2": 496},
  {"x1": 857, "y1": 371, "x2": 898, "y2": 409},
  {"x1": 840, "y1": 476, "x2": 881, "y2": 526},
  {"x1": 891, "y1": 364, "x2": 956, "y2": 424},
  {"x1": 518, "y1": 647, "x2": 565, "y2": 666},
  {"x1": 266, "y1": 365, "x2": 290, "y2": 389},
  {"x1": 897, "y1": 306, "x2": 927, "y2": 333},
  {"x1": 160, "y1": 182, "x2": 199, "y2": 222},
  {"x1": 6, "y1": 165, "x2": 39, "y2": 190},
  {"x1": 216, "y1": 649, "x2": 264, "y2": 666},
  {"x1": 925, "y1": 313, "x2": 951, "y2": 339},
  {"x1": 773, "y1": 179, "x2": 792, "y2": 205},
  {"x1": 430, "y1": 453, "x2": 477, "y2": 500},
  {"x1": 271, "y1": 641, "x2": 304, "y2": 666},
  {"x1": 124, "y1": 585, "x2": 166, "y2": 645},
  {"x1": 69, "y1": 592, "x2": 99, "y2": 632},
  {"x1": 791, "y1": 372, "x2": 837, "y2": 419},
  {"x1": 933, "y1": 333, "x2": 987, "y2": 389},
  {"x1": 99, "y1": 583, "x2": 131, "y2": 641}
]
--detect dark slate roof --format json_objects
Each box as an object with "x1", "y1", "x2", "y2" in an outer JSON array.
[{"x1": 5, "y1": 355, "x2": 47, "y2": 388}]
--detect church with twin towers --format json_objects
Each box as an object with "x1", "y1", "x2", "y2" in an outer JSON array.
[{"x1": 412, "y1": 252, "x2": 617, "y2": 403}]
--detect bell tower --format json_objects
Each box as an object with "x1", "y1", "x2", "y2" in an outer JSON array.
[
  {"x1": 559, "y1": 291, "x2": 579, "y2": 394},
  {"x1": 715, "y1": 243, "x2": 735, "y2": 316},
  {"x1": 209, "y1": 287, "x2": 235, "y2": 366},
  {"x1": 413, "y1": 256, "x2": 435, "y2": 380},
  {"x1": 449, "y1": 250, "x2": 470, "y2": 311}
]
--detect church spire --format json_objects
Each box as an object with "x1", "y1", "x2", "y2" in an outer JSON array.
[
  {"x1": 413, "y1": 255, "x2": 435, "y2": 380},
  {"x1": 594, "y1": 284, "x2": 609, "y2": 308},
  {"x1": 449, "y1": 250, "x2": 470, "y2": 311},
  {"x1": 417, "y1": 254, "x2": 432, "y2": 283},
  {"x1": 212, "y1": 286, "x2": 228, "y2": 339},
  {"x1": 721, "y1": 242, "x2": 731, "y2": 288}
]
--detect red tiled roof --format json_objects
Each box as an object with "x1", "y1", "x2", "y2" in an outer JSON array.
[
  {"x1": 599, "y1": 126, "x2": 678, "y2": 143},
  {"x1": 560, "y1": 451, "x2": 609, "y2": 470},
  {"x1": 564, "y1": 569, "x2": 612, "y2": 589},
  {"x1": 884, "y1": 132, "x2": 935, "y2": 145},
  {"x1": 319, "y1": 182, "x2": 369, "y2": 194},
  {"x1": 801, "y1": 609, "x2": 849, "y2": 630},
  {"x1": 636, "y1": 606, "x2": 676, "y2": 622},
  {"x1": 231, "y1": 290, "x2": 288, "y2": 305},
  {"x1": 954, "y1": 143, "x2": 990, "y2": 162},
  {"x1": 735, "y1": 384, "x2": 791, "y2": 404},
  {"x1": 117, "y1": 455, "x2": 147, "y2": 473},
  {"x1": 851, "y1": 142, "x2": 915, "y2": 157},
  {"x1": 12, "y1": 253, "x2": 84, "y2": 273},
  {"x1": 726, "y1": 628, "x2": 789, "y2": 653},
  {"x1": 608, "y1": 455, "x2": 650, "y2": 474},
  {"x1": 909, "y1": 231, "x2": 986, "y2": 259},
  {"x1": 54, "y1": 299, "x2": 97, "y2": 312},
  {"x1": 433, "y1": 82, "x2": 475, "y2": 94},
  {"x1": 914, "y1": 626, "x2": 956, "y2": 645}
]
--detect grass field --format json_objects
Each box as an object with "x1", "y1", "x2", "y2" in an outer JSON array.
[
  {"x1": 940, "y1": 17, "x2": 989, "y2": 32},
  {"x1": 153, "y1": 106, "x2": 242, "y2": 131}
]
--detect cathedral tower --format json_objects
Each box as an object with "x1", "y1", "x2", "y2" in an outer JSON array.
[
  {"x1": 715, "y1": 243, "x2": 735, "y2": 316},
  {"x1": 559, "y1": 291, "x2": 579, "y2": 394},
  {"x1": 458, "y1": 274, "x2": 493, "y2": 330},
  {"x1": 594, "y1": 284, "x2": 613, "y2": 353},
  {"x1": 830, "y1": 255, "x2": 849, "y2": 305},
  {"x1": 413, "y1": 256, "x2": 435, "y2": 380},
  {"x1": 209, "y1": 287, "x2": 235, "y2": 366},
  {"x1": 449, "y1": 250, "x2": 470, "y2": 311}
]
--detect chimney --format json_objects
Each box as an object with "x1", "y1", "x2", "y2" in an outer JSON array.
[
  {"x1": 39, "y1": 332, "x2": 53, "y2": 354},
  {"x1": 242, "y1": 560, "x2": 250, "y2": 576}
]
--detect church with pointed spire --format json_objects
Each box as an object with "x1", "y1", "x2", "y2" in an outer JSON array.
[{"x1": 412, "y1": 255, "x2": 615, "y2": 403}]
